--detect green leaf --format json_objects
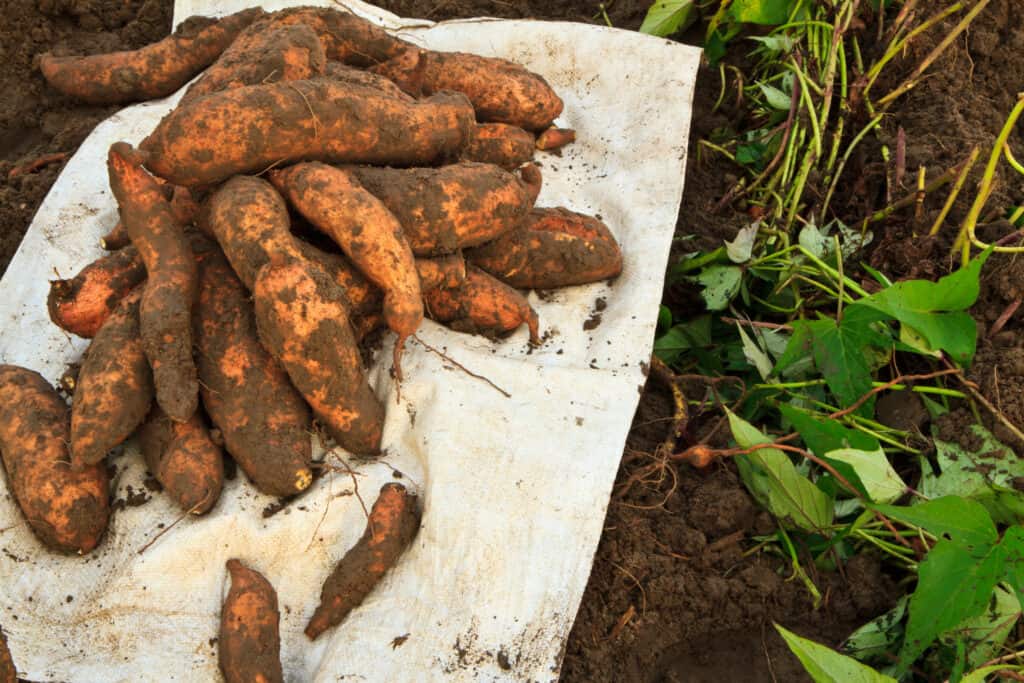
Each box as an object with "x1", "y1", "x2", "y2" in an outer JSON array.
[
  {"x1": 657, "y1": 304, "x2": 672, "y2": 332},
  {"x1": 774, "y1": 323, "x2": 814, "y2": 376},
  {"x1": 728, "y1": 410, "x2": 834, "y2": 532},
  {"x1": 855, "y1": 250, "x2": 991, "y2": 365},
  {"x1": 779, "y1": 405, "x2": 880, "y2": 454},
  {"x1": 654, "y1": 315, "x2": 712, "y2": 364},
  {"x1": 729, "y1": 0, "x2": 791, "y2": 25},
  {"x1": 639, "y1": 0, "x2": 697, "y2": 36},
  {"x1": 737, "y1": 324, "x2": 773, "y2": 380},
  {"x1": 939, "y1": 585, "x2": 1020, "y2": 672},
  {"x1": 726, "y1": 223, "x2": 759, "y2": 263},
  {"x1": 875, "y1": 496, "x2": 998, "y2": 548},
  {"x1": 826, "y1": 448, "x2": 907, "y2": 504},
  {"x1": 748, "y1": 34, "x2": 796, "y2": 53},
  {"x1": 735, "y1": 141, "x2": 768, "y2": 168},
  {"x1": 696, "y1": 264, "x2": 743, "y2": 310},
  {"x1": 962, "y1": 665, "x2": 1024, "y2": 683},
  {"x1": 798, "y1": 222, "x2": 831, "y2": 259},
  {"x1": 775, "y1": 624, "x2": 897, "y2": 683},
  {"x1": 758, "y1": 82, "x2": 792, "y2": 110},
  {"x1": 998, "y1": 525, "x2": 1024, "y2": 611},
  {"x1": 842, "y1": 596, "x2": 909, "y2": 663}
]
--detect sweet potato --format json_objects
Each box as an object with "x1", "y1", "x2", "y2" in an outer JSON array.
[
  {"x1": 305, "y1": 482, "x2": 419, "y2": 640},
  {"x1": 462, "y1": 123, "x2": 535, "y2": 170},
  {"x1": 139, "y1": 406, "x2": 223, "y2": 515},
  {"x1": 100, "y1": 221, "x2": 130, "y2": 250},
  {"x1": 180, "y1": 20, "x2": 326, "y2": 105},
  {"x1": 272, "y1": 6, "x2": 408, "y2": 66},
  {"x1": 323, "y1": 61, "x2": 411, "y2": 100},
  {"x1": 140, "y1": 78, "x2": 475, "y2": 187},
  {"x1": 346, "y1": 162, "x2": 539, "y2": 256},
  {"x1": 107, "y1": 142, "x2": 198, "y2": 423},
  {"x1": 371, "y1": 47, "x2": 563, "y2": 130},
  {"x1": 101, "y1": 184, "x2": 196, "y2": 250},
  {"x1": 194, "y1": 240, "x2": 313, "y2": 497},
  {"x1": 71, "y1": 288, "x2": 153, "y2": 469},
  {"x1": 1, "y1": 626, "x2": 16, "y2": 683},
  {"x1": 47, "y1": 246, "x2": 146, "y2": 338},
  {"x1": 270, "y1": 162, "x2": 422, "y2": 376},
  {"x1": 220, "y1": 560, "x2": 283, "y2": 683},
  {"x1": 295, "y1": 240, "x2": 379, "y2": 314},
  {"x1": 0, "y1": 365, "x2": 109, "y2": 554},
  {"x1": 39, "y1": 9, "x2": 263, "y2": 105},
  {"x1": 416, "y1": 254, "x2": 467, "y2": 290},
  {"x1": 466, "y1": 207, "x2": 623, "y2": 288},
  {"x1": 424, "y1": 265, "x2": 540, "y2": 343},
  {"x1": 254, "y1": 258, "x2": 384, "y2": 455},
  {"x1": 536, "y1": 127, "x2": 576, "y2": 151}
]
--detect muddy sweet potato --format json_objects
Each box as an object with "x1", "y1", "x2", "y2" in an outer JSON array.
[
  {"x1": 270, "y1": 162, "x2": 422, "y2": 377},
  {"x1": 254, "y1": 258, "x2": 384, "y2": 455},
  {"x1": 71, "y1": 288, "x2": 153, "y2": 469},
  {"x1": 1, "y1": 625, "x2": 16, "y2": 683},
  {"x1": 462, "y1": 123, "x2": 535, "y2": 170},
  {"x1": 100, "y1": 221, "x2": 130, "y2": 250},
  {"x1": 140, "y1": 78, "x2": 475, "y2": 187},
  {"x1": 416, "y1": 254, "x2": 467, "y2": 290},
  {"x1": 139, "y1": 406, "x2": 223, "y2": 515},
  {"x1": 466, "y1": 207, "x2": 623, "y2": 288},
  {"x1": 107, "y1": 142, "x2": 198, "y2": 423},
  {"x1": 424, "y1": 265, "x2": 540, "y2": 343},
  {"x1": 194, "y1": 240, "x2": 313, "y2": 497},
  {"x1": 536, "y1": 127, "x2": 576, "y2": 151},
  {"x1": 0, "y1": 365, "x2": 109, "y2": 554},
  {"x1": 323, "y1": 61, "x2": 411, "y2": 100},
  {"x1": 48, "y1": 246, "x2": 146, "y2": 338},
  {"x1": 272, "y1": 6, "x2": 407, "y2": 66},
  {"x1": 101, "y1": 184, "x2": 197, "y2": 250},
  {"x1": 180, "y1": 20, "x2": 326, "y2": 105},
  {"x1": 305, "y1": 482, "x2": 420, "y2": 640},
  {"x1": 371, "y1": 47, "x2": 563, "y2": 130},
  {"x1": 39, "y1": 8, "x2": 263, "y2": 105},
  {"x1": 346, "y1": 162, "x2": 540, "y2": 256},
  {"x1": 220, "y1": 559, "x2": 284, "y2": 683}
]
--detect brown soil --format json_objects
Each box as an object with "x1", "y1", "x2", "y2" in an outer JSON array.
[{"x1": 0, "y1": 0, "x2": 1019, "y2": 681}]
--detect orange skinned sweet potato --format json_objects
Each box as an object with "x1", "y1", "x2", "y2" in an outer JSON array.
[
  {"x1": 194, "y1": 240, "x2": 314, "y2": 497},
  {"x1": 305, "y1": 482, "x2": 420, "y2": 640},
  {"x1": 272, "y1": 6, "x2": 408, "y2": 66},
  {"x1": 371, "y1": 47, "x2": 563, "y2": 130},
  {"x1": 295, "y1": 240, "x2": 379, "y2": 314},
  {"x1": 107, "y1": 142, "x2": 198, "y2": 423},
  {"x1": 0, "y1": 365, "x2": 109, "y2": 554},
  {"x1": 139, "y1": 406, "x2": 223, "y2": 515},
  {"x1": 424, "y1": 265, "x2": 540, "y2": 343},
  {"x1": 101, "y1": 184, "x2": 197, "y2": 250},
  {"x1": 466, "y1": 207, "x2": 623, "y2": 288},
  {"x1": 39, "y1": 8, "x2": 263, "y2": 105},
  {"x1": 346, "y1": 162, "x2": 540, "y2": 256},
  {"x1": 140, "y1": 78, "x2": 475, "y2": 187},
  {"x1": 254, "y1": 258, "x2": 384, "y2": 455},
  {"x1": 180, "y1": 20, "x2": 326, "y2": 105},
  {"x1": 416, "y1": 254, "x2": 467, "y2": 290},
  {"x1": 71, "y1": 288, "x2": 153, "y2": 469},
  {"x1": 48, "y1": 246, "x2": 147, "y2": 338},
  {"x1": 100, "y1": 221, "x2": 130, "y2": 250},
  {"x1": 323, "y1": 61, "x2": 411, "y2": 100},
  {"x1": 462, "y1": 123, "x2": 535, "y2": 170},
  {"x1": 270, "y1": 162, "x2": 422, "y2": 377},
  {"x1": 0, "y1": 626, "x2": 13, "y2": 683},
  {"x1": 220, "y1": 559, "x2": 284, "y2": 683},
  {"x1": 536, "y1": 127, "x2": 576, "y2": 151}
]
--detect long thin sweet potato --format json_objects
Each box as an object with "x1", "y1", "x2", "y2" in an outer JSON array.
[
  {"x1": 1, "y1": 626, "x2": 16, "y2": 683},
  {"x1": 107, "y1": 142, "x2": 197, "y2": 423},
  {"x1": 305, "y1": 482, "x2": 419, "y2": 640},
  {"x1": 194, "y1": 239, "x2": 313, "y2": 497},
  {"x1": 371, "y1": 47, "x2": 563, "y2": 130},
  {"x1": 323, "y1": 61, "x2": 411, "y2": 100},
  {"x1": 140, "y1": 79, "x2": 475, "y2": 187},
  {"x1": 220, "y1": 559, "x2": 284, "y2": 683},
  {"x1": 346, "y1": 162, "x2": 539, "y2": 256},
  {"x1": 424, "y1": 265, "x2": 540, "y2": 343},
  {"x1": 39, "y1": 9, "x2": 263, "y2": 105},
  {"x1": 466, "y1": 207, "x2": 623, "y2": 288},
  {"x1": 100, "y1": 184, "x2": 197, "y2": 250},
  {"x1": 180, "y1": 20, "x2": 326, "y2": 105},
  {"x1": 254, "y1": 258, "x2": 384, "y2": 455},
  {"x1": 48, "y1": 246, "x2": 146, "y2": 338},
  {"x1": 140, "y1": 406, "x2": 223, "y2": 515},
  {"x1": 270, "y1": 162, "x2": 422, "y2": 376},
  {"x1": 272, "y1": 6, "x2": 408, "y2": 66},
  {"x1": 71, "y1": 288, "x2": 153, "y2": 469},
  {"x1": 462, "y1": 123, "x2": 535, "y2": 170},
  {"x1": 0, "y1": 365, "x2": 109, "y2": 554}
]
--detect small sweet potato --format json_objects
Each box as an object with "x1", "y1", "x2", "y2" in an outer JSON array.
[
  {"x1": 107, "y1": 142, "x2": 198, "y2": 423},
  {"x1": 371, "y1": 47, "x2": 563, "y2": 130},
  {"x1": 254, "y1": 258, "x2": 384, "y2": 455},
  {"x1": 424, "y1": 265, "x2": 540, "y2": 343},
  {"x1": 305, "y1": 482, "x2": 420, "y2": 640},
  {"x1": 140, "y1": 78, "x2": 475, "y2": 187},
  {"x1": 180, "y1": 20, "x2": 326, "y2": 105},
  {"x1": 0, "y1": 365, "x2": 109, "y2": 554},
  {"x1": 194, "y1": 240, "x2": 313, "y2": 497},
  {"x1": 462, "y1": 123, "x2": 535, "y2": 170},
  {"x1": 71, "y1": 288, "x2": 153, "y2": 469},
  {"x1": 466, "y1": 207, "x2": 623, "y2": 288},
  {"x1": 346, "y1": 162, "x2": 539, "y2": 256},
  {"x1": 39, "y1": 8, "x2": 263, "y2": 105},
  {"x1": 1, "y1": 625, "x2": 16, "y2": 683},
  {"x1": 270, "y1": 162, "x2": 422, "y2": 377},
  {"x1": 100, "y1": 221, "x2": 130, "y2": 250},
  {"x1": 48, "y1": 246, "x2": 146, "y2": 338},
  {"x1": 139, "y1": 406, "x2": 223, "y2": 515},
  {"x1": 219, "y1": 559, "x2": 283, "y2": 683},
  {"x1": 536, "y1": 127, "x2": 576, "y2": 151}
]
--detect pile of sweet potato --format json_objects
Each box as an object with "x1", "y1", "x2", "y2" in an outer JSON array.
[{"x1": 0, "y1": 5, "x2": 622, "y2": 679}]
